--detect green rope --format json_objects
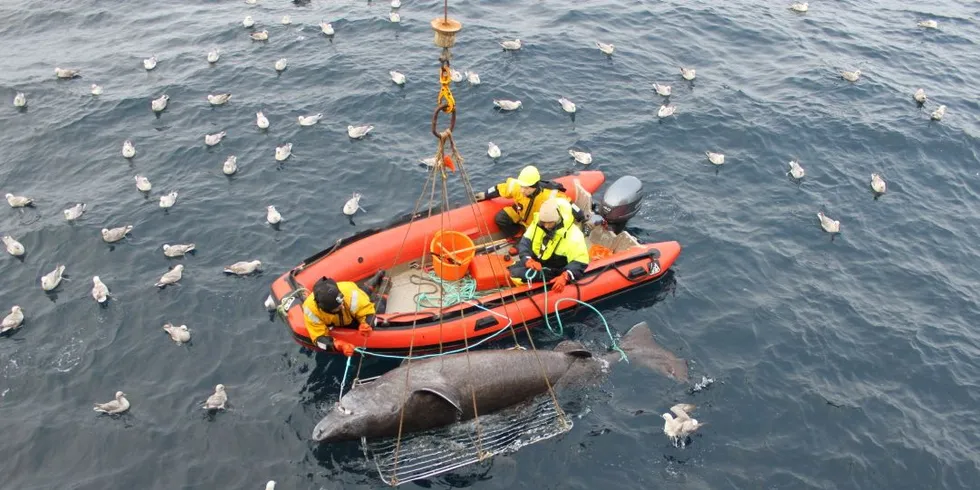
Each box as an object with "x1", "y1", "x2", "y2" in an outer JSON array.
[{"x1": 415, "y1": 271, "x2": 477, "y2": 310}]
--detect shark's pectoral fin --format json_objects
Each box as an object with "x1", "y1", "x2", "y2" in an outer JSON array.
[
  {"x1": 618, "y1": 321, "x2": 690, "y2": 382},
  {"x1": 413, "y1": 383, "x2": 463, "y2": 414}
]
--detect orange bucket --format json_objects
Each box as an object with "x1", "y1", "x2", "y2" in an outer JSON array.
[{"x1": 430, "y1": 231, "x2": 476, "y2": 281}]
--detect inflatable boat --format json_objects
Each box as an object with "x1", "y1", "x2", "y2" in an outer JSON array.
[{"x1": 268, "y1": 170, "x2": 681, "y2": 356}]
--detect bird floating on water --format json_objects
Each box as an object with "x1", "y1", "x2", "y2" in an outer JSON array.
[
  {"x1": 267, "y1": 205, "x2": 282, "y2": 224},
  {"x1": 391, "y1": 0, "x2": 401, "y2": 8},
  {"x1": 347, "y1": 125, "x2": 373, "y2": 139},
  {"x1": 465, "y1": 71, "x2": 480, "y2": 85},
  {"x1": 207, "y1": 48, "x2": 220, "y2": 63},
  {"x1": 789, "y1": 2, "x2": 808, "y2": 12},
  {"x1": 841, "y1": 69, "x2": 861, "y2": 82},
  {"x1": 870, "y1": 173, "x2": 887, "y2": 195},
  {"x1": 250, "y1": 30, "x2": 269, "y2": 41},
  {"x1": 90, "y1": 84, "x2": 103, "y2": 95},
  {"x1": 931, "y1": 105, "x2": 946, "y2": 121},
  {"x1": 205, "y1": 131, "x2": 226, "y2": 146},
  {"x1": 657, "y1": 104, "x2": 676, "y2": 118},
  {"x1": 2, "y1": 236, "x2": 25, "y2": 257},
  {"x1": 281, "y1": 15, "x2": 291, "y2": 25},
  {"x1": 135, "y1": 175, "x2": 151, "y2": 192},
  {"x1": 143, "y1": 56, "x2": 157, "y2": 70},
  {"x1": 389, "y1": 12, "x2": 400, "y2": 23},
  {"x1": 243, "y1": 16, "x2": 254, "y2": 28},
  {"x1": 298, "y1": 113, "x2": 322, "y2": 126},
  {"x1": 163, "y1": 323, "x2": 190, "y2": 343},
  {"x1": 5, "y1": 193, "x2": 33, "y2": 208},
  {"x1": 596, "y1": 41, "x2": 614, "y2": 55},
  {"x1": 487, "y1": 142, "x2": 501, "y2": 159},
  {"x1": 256, "y1": 111, "x2": 270, "y2": 129},
  {"x1": 63, "y1": 203, "x2": 86, "y2": 221},
  {"x1": 101, "y1": 225, "x2": 133, "y2": 243},
  {"x1": 264, "y1": 295, "x2": 277, "y2": 310},
  {"x1": 94, "y1": 391, "x2": 130, "y2": 415},
  {"x1": 653, "y1": 83, "x2": 671, "y2": 97},
  {"x1": 92, "y1": 276, "x2": 110, "y2": 303},
  {"x1": 706, "y1": 152, "x2": 725, "y2": 165},
  {"x1": 500, "y1": 39, "x2": 522, "y2": 51},
  {"x1": 493, "y1": 99, "x2": 522, "y2": 111},
  {"x1": 569, "y1": 149, "x2": 592, "y2": 165},
  {"x1": 41, "y1": 265, "x2": 66, "y2": 291},
  {"x1": 274, "y1": 58, "x2": 288, "y2": 72},
  {"x1": 917, "y1": 20, "x2": 938, "y2": 29},
  {"x1": 1, "y1": 306, "x2": 23, "y2": 333},
  {"x1": 817, "y1": 212, "x2": 840, "y2": 233},
  {"x1": 203, "y1": 384, "x2": 228, "y2": 410},
  {"x1": 159, "y1": 191, "x2": 178, "y2": 209},
  {"x1": 680, "y1": 67, "x2": 696, "y2": 80},
  {"x1": 913, "y1": 88, "x2": 926, "y2": 104},
  {"x1": 225, "y1": 260, "x2": 262, "y2": 275},
  {"x1": 245, "y1": 0, "x2": 257, "y2": 4},
  {"x1": 390, "y1": 70, "x2": 406, "y2": 85},
  {"x1": 155, "y1": 264, "x2": 184, "y2": 287},
  {"x1": 223, "y1": 155, "x2": 238, "y2": 175},
  {"x1": 122, "y1": 140, "x2": 136, "y2": 158},
  {"x1": 55, "y1": 68, "x2": 80, "y2": 79},
  {"x1": 162, "y1": 243, "x2": 195, "y2": 257},
  {"x1": 151, "y1": 94, "x2": 169, "y2": 112},
  {"x1": 343, "y1": 193, "x2": 365, "y2": 215},
  {"x1": 787, "y1": 160, "x2": 805, "y2": 179},
  {"x1": 419, "y1": 157, "x2": 436, "y2": 167},
  {"x1": 558, "y1": 97, "x2": 576, "y2": 113},
  {"x1": 13, "y1": 92, "x2": 26, "y2": 107},
  {"x1": 320, "y1": 22, "x2": 334, "y2": 35},
  {"x1": 266, "y1": 481, "x2": 276, "y2": 490},
  {"x1": 208, "y1": 93, "x2": 231, "y2": 106},
  {"x1": 450, "y1": 69, "x2": 463, "y2": 83},
  {"x1": 662, "y1": 403, "x2": 703, "y2": 447},
  {"x1": 275, "y1": 143, "x2": 292, "y2": 161}
]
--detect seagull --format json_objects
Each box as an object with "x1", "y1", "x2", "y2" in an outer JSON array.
[
  {"x1": 841, "y1": 69, "x2": 861, "y2": 82},
  {"x1": 151, "y1": 94, "x2": 169, "y2": 112},
  {"x1": 1, "y1": 306, "x2": 23, "y2": 333},
  {"x1": 706, "y1": 151, "x2": 725, "y2": 165},
  {"x1": 817, "y1": 212, "x2": 840, "y2": 233},
  {"x1": 2, "y1": 236, "x2": 25, "y2": 256},
  {"x1": 419, "y1": 156, "x2": 436, "y2": 167},
  {"x1": 267, "y1": 205, "x2": 282, "y2": 224},
  {"x1": 500, "y1": 39, "x2": 522, "y2": 51},
  {"x1": 389, "y1": 12, "x2": 400, "y2": 23},
  {"x1": 657, "y1": 104, "x2": 676, "y2": 118},
  {"x1": 222, "y1": 155, "x2": 238, "y2": 175},
  {"x1": 391, "y1": 0, "x2": 401, "y2": 8},
  {"x1": 275, "y1": 143, "x2": 292, "y2": 161},
  {"x1": 159, "y1": 191, "x2": 178, "y2": 209},
  {"x1": 5, "y1": 193, "x2": 33, "y2": 207},
  {"x1": 343, "y1": 192, "x2": 364, "y2": 215},
  {"x1": 155, "y1": 264, "x2": 184, "y2": 288},
  {"x1": 390, "y1": 70, "x2": 406, "y2": 85},
  {"x1": 163, "y1": 323, "x2": 191, "y2": 343},
  {"x1": 256, "y1": 111, "x2": 270, "y2": 129},
  {"x1": 449, "y1": 69, "x2": 463, "y2": 83},
  {"x1": 789, "y1": 2, "x2": 808, "y2": 12},
  {"x1": 143, "y1": 56, "x2": 157, "y2": 70},
  {"x1": 203, "y1": 384, "x2": 228, "y2": 410},
  {"x1": 931, "y1": 105, "x2": 946, "y2": 120},
  {"x1": 787, "y1": 160, "x2": 805, "y2": 179},
  {"x1": 162, "y1": 243, "x2": 195, "y2": 257},
  {"x1": 918, "y1": 20, "x2": 938, "y2": 29},
  {"x1": 224, "y1": 260, "x2": 262, "y2": 275},
  {"x1": 298, "y1": 114, "x2": 322, "y2": 126},
  {"x1": 558, "y1": 97, "x2": 576, "y2": 113},
  {"x1": 135, "y1": 175, "x2": 152, "y2": 192},
  {"x1": 662, "y1": 403, "x2": 703, "y2": 446},
  {"x1": 596, "y1": 41, "x2": 614, "y2": 55},
  {"x1": 493, "y1": 99, "x2": 522, "y2": 111},
  {"x1": 274, "y1": 58, "x2": 288, "y2": 72},
  {"x1": 122, "y1": 140, "x2": 136, "y2": 158},
  {"x1": 41, "y1": 265, "x2": 66, "y2": 291},
  {"x1": 207, "y1": 93, "x2": 231, "y2": 105},
  {"x1": 266, "y1": 481, "x2": 276, "y2": 490},
  {"x1": 320, "y1": 22, "x2": 334, "y2": 35},
  {"x1": 465, "y1": 71, "x2": 480, "y2": 85},
  {"x1": 250, "y1": 30, "x2": 269, "y2": 41},
  {"x1": 487, "y1": 142, "x2": 501, "y2": 159},
  {"x1": 91, "y1": 84, "x2": 103, "y2": 95},
  {"x1": 347, "y1": 125, "x2": 374, "y2": 139},
  {"x1": 281, "y1": 15, "x2": 291, "y2": 25},
  {"x1": 207, "y1": 48, "x2": 220, "y2": 63},
  {"x1": 870, "y1": 173, "x2": 887, "y2": 194},
  {"x1": 569, "y1": 149, "x2": 592, "y2": 165},
  {"x1": 63, "y1": 203, "x2": 86, "y2": 221},
  {"x1": 101, "y1": 225, "x2": 133, "y2": 243},
  {"x1": 55, "y1": 68, "x2": 81, "y2": 79},
  {"x1": 913, "y1": 88, "x2": 927, "y2": 104},
  {"x1": 13, "y1": 92, "x2": 26, "y2": 107},
  {"x1": 264, "y1": 295, "x2": 277, "y2": 310},
  {"x1": 653, "y1": 83, "x2": 671, "y2": 96},
  {"x1": 243, "y1": 15, "x2": 254, "y2": 28},
  {"x1": 93, "y1": 391, "x2": 130, "y2": 415},
  {"x1": 91, "y1": 276, "x2": 110, "y2": 303},
  {"x1": 245, "y1": 0, "x2": 256, "y2": 4},
  {"x1": 680, "y1": 67, "x2": 696, "y2": 80},
  {"x1": 205, "y1": 131, "x2": 226, "y2": 146}
]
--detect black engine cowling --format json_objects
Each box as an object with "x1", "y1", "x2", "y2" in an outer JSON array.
[{"x1": 595, "y1": 175, "x2": 644, "y2": 233}]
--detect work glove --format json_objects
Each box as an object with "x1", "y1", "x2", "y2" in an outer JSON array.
[
  {"x1": 525, "y1": 257, "x2": 542, "y2": 272},
  {"x1": 358, "y1": 322, "x2": 373, "y2": 336},
  {"x1": 473, "y1": 191, "x2": 486, "y2": 201},
  {"x1": 333, "y1": 338, "x2": 356, "y2": 357},
  {"x1": 315, "y1": 336, "x2": 333, "y2": 351},
  {"x1": 551, "y1": 272, "x2": 570, "y2": 293}
]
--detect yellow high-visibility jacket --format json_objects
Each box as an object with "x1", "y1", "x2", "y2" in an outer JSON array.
[
  {"x1": 517, "y1": 199, "x2": 590, "y2": 279},
  {"x1": 302, "y1": 281, "x2": 375, "y2": 342},
  {"x1": 489, "y1": 178, "x2": 569, "y2": 227}
]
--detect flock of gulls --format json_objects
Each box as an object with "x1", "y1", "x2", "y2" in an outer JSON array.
[{"x1": 0, "y1": 0, "x2": 960, "y2": 484}]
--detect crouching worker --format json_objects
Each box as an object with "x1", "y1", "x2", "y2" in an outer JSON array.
[
  {"x1": 473, "y1": 165, "x2": 582, "y2": 238},
  {"x1": 509, "y1": 198, "x2": 590, "y2": 292},
  {"x1": 303, "y1": 277, "x2": 376, "y2": 356}
]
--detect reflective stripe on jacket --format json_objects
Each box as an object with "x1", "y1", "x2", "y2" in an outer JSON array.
[{"x1": 517, "y1": 199, "x2": 590, "y2": 278}]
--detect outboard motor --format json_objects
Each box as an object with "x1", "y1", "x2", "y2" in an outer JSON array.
[{"x1": 595, "y1": 175, "x2": 644, "y2": 234}]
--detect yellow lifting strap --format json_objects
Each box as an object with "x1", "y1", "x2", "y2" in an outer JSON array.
[{"x1": 437, "y1": 65, "x2": 455, "y2": 114}]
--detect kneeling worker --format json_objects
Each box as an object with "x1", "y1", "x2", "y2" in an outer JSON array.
[
  {"x1": 304, "y1": 277, "x2": 376, "y2": 356},
  {"x1": 474, "y1": 165, "x2": 581, "y2": 238},
  {"x1": 509, "y1": 198, "x2": 590, "y2": 292}
]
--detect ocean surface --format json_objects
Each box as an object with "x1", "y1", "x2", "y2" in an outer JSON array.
[{"x1": 2, "y1": 0, "x2": 979, "y2": 488}]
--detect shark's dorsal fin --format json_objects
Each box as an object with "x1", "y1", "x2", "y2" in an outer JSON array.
[
  {"x1": 555, "y1": 340, "x2": 592, "y2": 358},
  {"x1": 412, "y1": 379, "x2": 463, "y2": 413}
]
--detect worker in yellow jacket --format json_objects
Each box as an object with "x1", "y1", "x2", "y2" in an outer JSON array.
[
  {"x1": 509, "y1": 198, "x2": 590, "y2": 292},
  {"x1": 303, "y1": 277, "x2": 376, "y2": 356},
  {"x1": 474, "y1": 165, "x2": 583, "y2": 238}
]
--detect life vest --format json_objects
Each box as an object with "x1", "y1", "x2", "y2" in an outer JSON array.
[
  {"x1": 495, "y1": 179, "x2": 569, "y2": 227},
  {"x1": 302, "y1": 281, "x2": 375, "y2": 341},
  {"x1": 523, "y1": 199, "x2": 590, "y2": 273}
]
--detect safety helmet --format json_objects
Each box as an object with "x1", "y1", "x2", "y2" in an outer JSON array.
[
  {"x1": 313, "y1": 277, "x2": 344, "y2": 312},
  {"x1": 516, "y1": 165, "x2": 541, "y2": 187},
  {"x1": 538, "y1": 198, "x2": 561, "y2": 223}
]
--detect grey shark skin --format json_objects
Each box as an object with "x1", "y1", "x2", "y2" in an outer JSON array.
[{"x1": 312, "y1": 321, "x2": 688, "y2": 443}]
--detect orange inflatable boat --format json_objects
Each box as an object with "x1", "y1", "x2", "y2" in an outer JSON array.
[{"x1": 268, "y1": 170, "x2": 681, "y2": 356}]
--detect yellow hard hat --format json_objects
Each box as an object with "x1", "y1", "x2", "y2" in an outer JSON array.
[
  {"x1": 516, "y1": 165, "x2": 541, "y2": 187},
  {"x1": 538, "y1": 198, "x2": 560, "y2": 223}
]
